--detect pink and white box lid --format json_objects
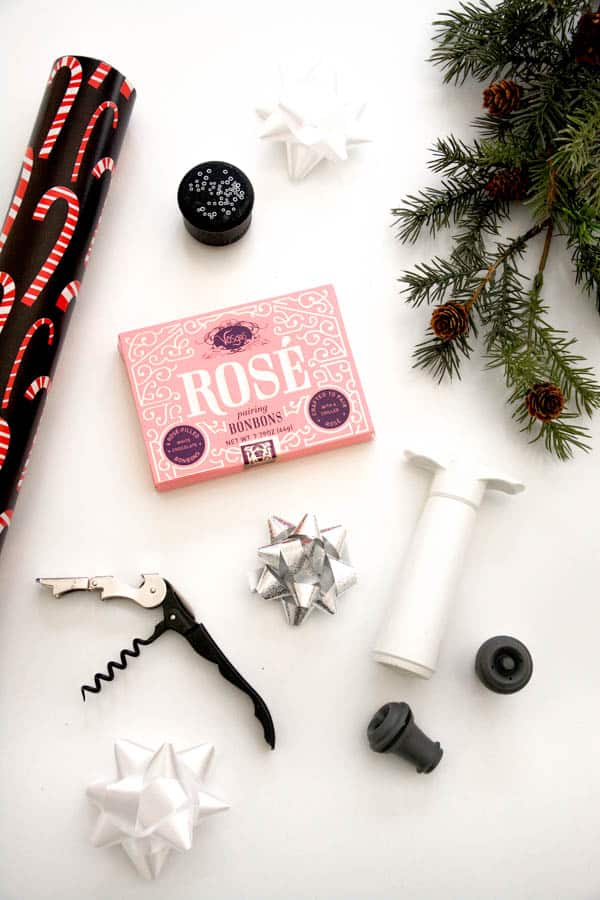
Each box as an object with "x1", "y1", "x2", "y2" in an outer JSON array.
[{"x1": 118, "y1": 284, "x2": 374, "y2": 490}]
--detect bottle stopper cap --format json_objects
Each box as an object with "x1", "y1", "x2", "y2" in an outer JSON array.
[
  {"x1": 177, "y1": 161, "x2": 254, "y2": 246},
  {"x1": 367, "y1": 702, "x2": 443, "y2": 774},
  {"x1": 475, "y1": 635, "x2": 533, "y2": 694}
]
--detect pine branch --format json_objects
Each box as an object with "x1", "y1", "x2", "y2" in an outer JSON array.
[
  {"x1": 563, "y1": 201, "x2": 600, "y2": 307},
  {"x1": 412, "y1": 330, "x2": 474, "y2": 381},
  {"x1": 392, "y1": 173, "x2": 489, "y2": 243},
  {"x1": 553, "y1": 88, "x2": 600, "y2": 178},
  {"x1": 527, "y1": 156, "x2": 566, "y2": 225},
  {"x1": 570, "y1": 232, "x2": 600, "y2": 307},
  {"x1": 401, "y1": 256, "x2": 481, "y2": 307},
  {"x1": 452, "y1": 195, "x2": 510, "y2": 265},
  {"x1": 528, "y1": 297, "x2": 600, "y2": 415},
  {"x1": 553, "y1": 81, "x2": 600, "y2": 212},
  {"x1": 394, "y1": 0, "x2": 600, "y2": 458},
  {"x1": 479, "y1": 258, "x2": 527, "y2": 342},
  {"x1": 477, "y1": 135, "x2": 530, "y2": 169},
  {"x1": 470, "y1": 113, "x2": 514, "y2": 141},
  {"x1": 430, "y1": 0, "x2": 583, "y2": 84},
  {"x1": 466, "y1": 219, "x2": 551, "y2": 308},
  {"x1": 509, "y1": 62, "x2": 586, "y2": 146},
  {"x1": 487, "y1": 230, "x2": 600, "y2": 454},
  {"x1": 492, "y1": 342, "x2": 593, "y2": 463},
  {"x1": 429, "y1": 136, "x2": 487, "y2": 175},
  {"x1": 521, "y1": 415, "x2": 592, "y2": 460}
]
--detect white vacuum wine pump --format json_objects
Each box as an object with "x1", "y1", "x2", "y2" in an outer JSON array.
[{"x1": 373, "y1": 449, "x2": 524, "y2": 679}]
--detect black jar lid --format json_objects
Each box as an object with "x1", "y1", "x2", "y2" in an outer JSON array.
[{"x1": 177, "y1": 161, "x2": 254, "y2": 246}]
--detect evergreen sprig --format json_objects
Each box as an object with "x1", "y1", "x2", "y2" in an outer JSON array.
[{"x1": 394, "y1": 0, "x2": 600, "y2": 458}]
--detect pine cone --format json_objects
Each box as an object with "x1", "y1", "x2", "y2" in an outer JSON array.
[
  {"x1": 430, "y1": 302, "x2": 469, "y2": 341},
  {"x1": 485, "y1": 167, "x2": 529, "y2": 201},
  {"x1": 483, "y1": 80, "x2": 523, "y2": 115},
  {"x1": 525, "y1": 383, "x2": 565, "y2": 422},
  {"x1": 574, "y1": 12, "x2": 600, "y2": 66}
]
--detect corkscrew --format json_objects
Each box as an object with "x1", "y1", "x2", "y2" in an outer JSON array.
[{"x1": 37, "y1": 573, "x2": 275, "y2": 749}]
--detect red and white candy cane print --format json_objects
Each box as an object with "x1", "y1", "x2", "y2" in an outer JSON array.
[
  {"x1": 92, "y1": 157, "x2": 115, "y2": 179},
  {"x1": 71, "y1": 102, "x2": 118, "y2": 183},
  {"x1": 0, "y1": 418, "x2": 10, "y2": 471},
  {"x1": 55, "y1": 279, "x2": 80, "y2": 312},
  {"x1": 39, "y1": 57, "x2": 83, "y2": 159},
  {"x1": 24, "y1": 375, "x2": 51, "y2": 401},
  {"x1": 120, "y1": 77, "x2": 134, "y2": 100},
  {"x1": 88, "y1": 61, "x2": 111, "y2": 89},
  {"x1": 21, "y1": 187, "x2": 80, "y2": 307},
  {"x1": 0, "y1": 272, "x2": 16, "y2": 335},
  {"x1": 2, "y1": 318, "x2": 55, "y2": 410},
  {"x1": 0, "y1": 510, "x2": 13, "y2": 533},
  {"x1": 0, "y1": 147, "x2": 34, "y2": 252}
]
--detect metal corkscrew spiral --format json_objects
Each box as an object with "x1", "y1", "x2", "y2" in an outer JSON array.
[{"x1": 81, "y1": 627, "x2": 164, "y2": 700}]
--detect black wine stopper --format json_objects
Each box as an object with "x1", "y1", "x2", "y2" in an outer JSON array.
[
  {"x1": 177, "y1": 161, "x2": 254, "y2": 246},
  {"x1": 475, "y1": 635, "x2": 533, "y2": 694},
  {"x1": 367, "y1": 702, "x2": 443, "y2": 774}
]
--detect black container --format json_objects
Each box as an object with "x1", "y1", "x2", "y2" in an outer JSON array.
[{"x1": 177, "y1": 161, "x2": 254, "y2": 246}]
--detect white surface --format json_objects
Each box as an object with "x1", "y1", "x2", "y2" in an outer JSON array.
[{"x1": 1, "y1": 2, "x2": 600, "y2": 898}]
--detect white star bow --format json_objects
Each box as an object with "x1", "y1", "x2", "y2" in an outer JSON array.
[
  {"x1": 257, "y1": 65, "x2": 371, "y2": 179},
  {"x1": 87, "y1": 740, "x2": 229, "y2": 879}
]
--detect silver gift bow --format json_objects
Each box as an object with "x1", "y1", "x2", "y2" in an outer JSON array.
[{"x1": 249, "y1": 514, "x2": 357, "y2": 626}]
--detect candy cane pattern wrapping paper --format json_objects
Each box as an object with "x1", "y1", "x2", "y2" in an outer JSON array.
[
  {"x1": 0, "y1": 419, "x2": 10, "y2": 471},
  {"x1": 21, "y1": 187, "x2": 80, "y2": 307},
  {"x1": 38, "y1": 57, "x2": 83, "y2": 159},
  {"x1": 24, "y1": 376, "x2": 51, "y2": 401},
  {"x1": 71, "y1": 102, "x2": 118, "y2": 182},
  {"x1": 2, "y1": 318, "x2": 55, "y2": 410},
  {"x1": 88, "y1": 62, "x2": 111, "y2": 90},
  {"x1": 0, "y1": 273, "x2": 16, "y2": 335},
  {"x1": 0, "y1": 510, "x2": 13, "y2": 534},
  {"x1": 0, "y1": 147, "x2": 34, "y2": 253},
  {"x1": 0, "y1": 55, "x2": 135, "y2": 554}
]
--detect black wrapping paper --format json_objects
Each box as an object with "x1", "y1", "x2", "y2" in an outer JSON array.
[{"x1": 0, "y1": 55, "x2": 135, "y2": 553}]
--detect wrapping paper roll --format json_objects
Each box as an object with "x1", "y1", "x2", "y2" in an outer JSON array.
[{"x1": 0, "y1": 56, "x2": 135, "y2": 553}]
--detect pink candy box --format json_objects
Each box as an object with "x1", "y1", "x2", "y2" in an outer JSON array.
[{"x1": 118, "y1": 284, "x2": 374, "y2": 490}]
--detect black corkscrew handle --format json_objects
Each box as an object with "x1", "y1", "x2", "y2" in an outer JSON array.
[
  {"x1": 160, "y1": 579, "x2": 276, "y2": 750},
  {"x1": 184, "y1": 623, "x2": 276, "y2": 750}
]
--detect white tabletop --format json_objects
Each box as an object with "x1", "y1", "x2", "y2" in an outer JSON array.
[{"x1": 1, "y1": 1, "x2": 599, "y2": 898}]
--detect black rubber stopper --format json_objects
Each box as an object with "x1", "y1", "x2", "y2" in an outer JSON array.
[
  {"x1": 475, "y1": 635, "x2": 533, "y2": 694},
  {"x1": 177, "y1": 161, "x2": 254, "y2": 246},
  {"x1": 367, "y1": 702, "x2": 443, "y2": 774}
]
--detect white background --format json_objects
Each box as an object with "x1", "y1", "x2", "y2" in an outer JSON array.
[{"x1": 1, "y1": 1, "x2": 600, "y2": 898}]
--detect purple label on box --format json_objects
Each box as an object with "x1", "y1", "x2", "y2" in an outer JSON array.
[
  {"x1": 309, "y1": 389, "x2": 350, "y2": 429},
  {"x1": 163, "y1": 425, "x2": 206, "y2": 465}
]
